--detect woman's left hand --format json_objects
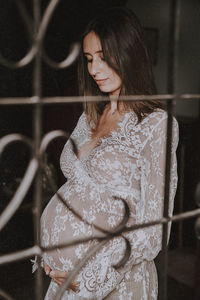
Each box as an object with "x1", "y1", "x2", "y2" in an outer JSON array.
[{"x1": 49, "y1": 270, "x2": 80, "y2": 292}]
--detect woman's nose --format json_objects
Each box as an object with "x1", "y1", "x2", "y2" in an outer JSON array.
[{"x1": 89, "y1": 60, "x2": 101, "y2": 76}]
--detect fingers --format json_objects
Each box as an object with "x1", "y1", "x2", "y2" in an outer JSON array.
[
  {"x1": 52, "y1": 279, "x2": 80, "y2": 292},
  {"x1": 49, "y1": 270, "x2": 67, "y2": 286},
  {"x1": 49, "y1": 270, "x2": 68, "y2": 278},
  {"x1": 52, "y1": 278, "x2": 63, "y2": 286},
  {"x1": 50, "y1": 277, "x2": 80, "y2": 292},
  {"x1": 43, "y1": 261, "x2": 51, "y2": 276},
  {"x1": 70, "y1": 281, "x2": 80, "y2": 293},
  {"x1": 49, "y1": 270, "x2": 80, "y2": 292}
]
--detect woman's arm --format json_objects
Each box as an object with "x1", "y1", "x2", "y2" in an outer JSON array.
[{"x1": 123, "y1": 115, "x2": 179, "y2": 265}]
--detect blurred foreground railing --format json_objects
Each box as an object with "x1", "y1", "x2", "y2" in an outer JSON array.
[{"x1": 0, "y1": 0, "x2": 200, "y2": 299}]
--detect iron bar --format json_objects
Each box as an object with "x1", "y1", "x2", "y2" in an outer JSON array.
[
  {"x1": 0, "y1": 134, "x2": 37, "y2": 231},
  {"x1": 159, "y1": 0, "x2": 182, "y2": 298},
  {"x1": 0, "y1": 289, "x2": 14, "y2": 300},
  {"x1": 0, "y1": 158, "x2": 38, "y2": 231},
  {"x1": 32, "y1": 0, "x2": 42, "y2": 299},
  {"x1": 160, "y1": 98, "x2": 174, "y2": 300},
  {"x1": 0, "y1": 246, "x2": 41, "y2": 266},
  {"x1": 178, "y1": 144, "x2": 185, "y2": 247},
  {"x1": 0, "y1": 94, "x2": 200, "y2": 105}
]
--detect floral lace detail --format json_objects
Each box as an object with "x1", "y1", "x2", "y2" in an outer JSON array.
[{"x1": 39, "y1": 110, "x2": 178, "y2": 299}]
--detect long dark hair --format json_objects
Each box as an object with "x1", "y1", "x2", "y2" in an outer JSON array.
[{"x1": 78, "y1": 7, "x2": 163, "y2": 127}]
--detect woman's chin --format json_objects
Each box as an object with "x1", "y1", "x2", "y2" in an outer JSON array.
[{"x1": 98, "y1": 86, "x2": 110, "y2": 93}]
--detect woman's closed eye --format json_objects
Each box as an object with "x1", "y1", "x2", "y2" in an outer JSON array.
[
  {"x1": 84, "y1": 55, "x2": 92, "y2": 63},
  {"x1": 84, "y1": 56, "x2": 105, "y2": 64}
]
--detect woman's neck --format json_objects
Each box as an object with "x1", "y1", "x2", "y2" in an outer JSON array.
[
  {"x1": 110, "y1": 99, "x2": 118, "y2": 114},
  {"x1": 109, "y1": 88, "x2": 121, "y2": 114}
]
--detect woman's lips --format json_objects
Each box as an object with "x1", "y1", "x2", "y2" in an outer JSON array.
[{"x1": 95, "y1": 78, "x2": 108, "y2": 86}]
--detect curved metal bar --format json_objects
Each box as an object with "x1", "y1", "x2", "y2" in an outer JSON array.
[
  {"x1": 0, "y1": 38, "x2": 37, "y2": 69},
  {"x1": 0, "y1": 134, "x2": 38, "y2": 231},
  {"x1": 0, "y1": 0, "x2": 35, "y2": 68},
  {"x1": 0, "y1": 158, "x2": 38, "y2": 231},
  {"x1": 16, "y1": 0, "x2": 80, "y2": 70},
  {"x1": 0, "y1": 0, "x2": 61, "y2": 68},
  {"x1": 0, "y1": 289, "x2": 14, "y2": 300},
  {"x1": 15, "y1": 0, "x2": 33, "y2": 43},
  {"x1": 39, "y1": 130, "x2": 69, "y2": 155},
  {"x1": 16, "y1": 0, "x2": 80, "y2": 69},
  {"x1": 54, "y1": 190, "x2": 132, "y2": 270},
  {"x1": 109, "y1": 199, "x2": 131, "y2": 269},
  {"x1": 0, "y1": 134, "x2": 32, "y2": 156},
  {"x1": 36, "y1": 0, "x2": 60, "y2": 44},
  {"x1": 46, "y1": 160, "x2": 130, "y2": 236},
  {"x1": 15, "y1": 0, "x2": 80, "y2": 69},
  {"x1": 112, "y1": 237, "x2": 131, "y2": 269},
  {"x1": 42, "y1": 42, "x2": 80, "y2": 69},
  {"x1": 111, "y1": 197, "x2": 130, "y2": 235},
  {"x1": 37, "y1": 0, "x2": 80, "y2": 68}
]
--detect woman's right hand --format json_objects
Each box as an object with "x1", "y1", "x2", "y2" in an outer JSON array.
[
  {"x1": 49, "y1": 270, "x2": 80, "y2": 293},
  {"x1": 43, "y1": 262, "x2": 79, "y2": 293}
]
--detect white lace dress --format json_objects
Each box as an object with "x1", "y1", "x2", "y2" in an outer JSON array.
[{"x1": 40, "y1": 109, "x2": 179, "y2": 300}]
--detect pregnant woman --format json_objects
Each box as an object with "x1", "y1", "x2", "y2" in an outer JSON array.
[{"x1": 35, "y1": 7, "x2": 179, "y2": 299}]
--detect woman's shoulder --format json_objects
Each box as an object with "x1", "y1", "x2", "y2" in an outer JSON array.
[
  {"x1": 126, "y1": 109, "x2": 167, "y2": 133},
  {"x1": 141, "y1": 109, "x2": 168, "y2": 127},
  {"x1": 140, "y1": 109, "x2": 178, "y2": 132},
  {"x1": 70, "y1": 111, "x2": 90, "y2": 140},
  {"x1": 74, "y1": 111, "x2": 89, "y2": 130},
  {"x1": 77, "y1": 111, "x2": 87, "y2": 123},
  {"x1": 126, "y1": 109, "x2": 178, "y2": 148}
]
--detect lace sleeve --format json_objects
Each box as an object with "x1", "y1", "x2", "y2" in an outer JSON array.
[
  {"x1": 123, "y1": 115, "x2": 179, "y2": 266},
  {"x1": 76, "y1": 114, "x2": 179, "y2": 299}
]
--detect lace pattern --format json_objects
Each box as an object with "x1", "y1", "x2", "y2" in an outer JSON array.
[{"x1": 39, "y1": 110, "x2": 178, "y2": 299}]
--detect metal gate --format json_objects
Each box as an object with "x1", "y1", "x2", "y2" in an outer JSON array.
[{"x1": 0, "y1": 0, "x2": 199, "y2": 299}]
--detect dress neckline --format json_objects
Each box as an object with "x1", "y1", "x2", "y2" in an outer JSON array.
[{"x1": 78, "y1": 111, "x2": 135, "y2": 161}]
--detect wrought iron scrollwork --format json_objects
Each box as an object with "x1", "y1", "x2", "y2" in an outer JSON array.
[
  {"x1": 0, "y1": 0, "x2": 80, "y2": 69},
  {"x1": 0, "y1": 0, "x2": 200, "y2": 299}
]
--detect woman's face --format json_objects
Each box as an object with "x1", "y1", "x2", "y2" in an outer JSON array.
[{"x1": 83, "y1": 31, "x2": 122, "y2": 97}]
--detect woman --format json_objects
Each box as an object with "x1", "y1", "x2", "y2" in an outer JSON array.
[{"x1": 38, "y1": 7, "x2": 179, "y2": 299}]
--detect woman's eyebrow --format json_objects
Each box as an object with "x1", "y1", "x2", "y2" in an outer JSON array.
[{"x1": 84, "y1": 50, "x2": 103, "y2": 56}]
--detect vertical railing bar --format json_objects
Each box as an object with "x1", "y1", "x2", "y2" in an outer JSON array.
[
  {"x1": 167, "y1": 0, "x2": 181, "y2": 94},
  {"x1": 32, "y1": 0, "x2": 43, "y2": 299},
  {"x1": 159, "y1": 99, "x2": 174, "y2": 300},
  {"x1": 159, "y1": 0, "x2": 181, "y2": 299},
  {"x1": 178, "y1": 145, "x2": 185, "y2": 248}
]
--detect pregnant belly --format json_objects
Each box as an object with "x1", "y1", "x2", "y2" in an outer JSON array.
[{"x1": 40, "y1": 182, "x2": 94, "y2": 272}]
